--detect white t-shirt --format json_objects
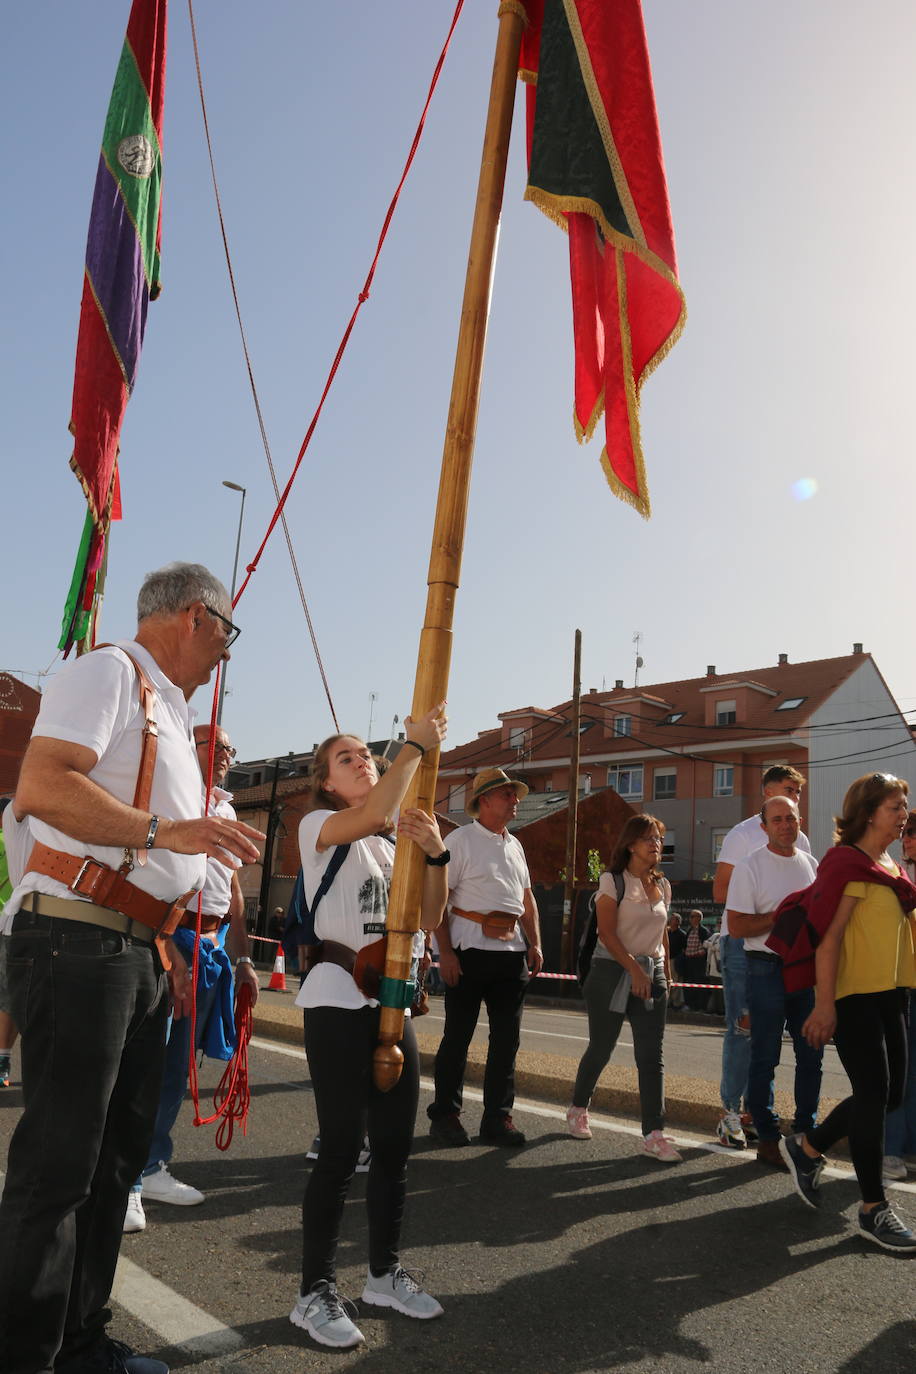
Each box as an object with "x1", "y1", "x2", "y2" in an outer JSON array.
[
  {"x1": 295, "y1": 808, "x2": 399, "y2": 1011},
  {"x1": 719, "y1": 813, "x2": 811, "y2": 935},
  {"x1": 199, "y1": 788, "x2": 237, "y2": 915},
  {"x1": 726, "y1": 846, "x2": 819, "y2": 952},
  {"x1": 0, "y1": 808, "x2": 32, "y2": 933},
  {"x1": 6, "y1": 641, "x2": 206, "y2": 915},
  {"x1": 440, "y1": 820, "x2": 530, "y2": 954}
]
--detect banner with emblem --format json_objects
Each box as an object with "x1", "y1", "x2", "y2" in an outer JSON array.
[
  {"x1": 60, "y1": 0, "x2": 168, "y2": 654},
  {"x1": 519, "y1": 0, "x2": 685, "y2": 519}
]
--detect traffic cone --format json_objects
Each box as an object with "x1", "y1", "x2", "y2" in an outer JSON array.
[{"x1": 268, "y1": 945, "x2": 287, "y2": 992}]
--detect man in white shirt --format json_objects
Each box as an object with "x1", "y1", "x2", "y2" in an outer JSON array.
[
  {"x1": 712, "y1": 765, "x2": 809, "y2": 1149},
  {"x1": 125, "y1": 723, "x2": 260, "y2": 1232},
  {"x1": 726, "y1": 796, "x2": 822, "y2": 1168},
  {"x1": 0, "y1": 563, "x2": 263, "y2": 1374},
  {"x1": 427, "y1": 768, "x2": 543, "y2": 1148}
]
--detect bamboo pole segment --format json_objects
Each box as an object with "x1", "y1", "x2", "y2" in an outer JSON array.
[
  {"x1": 560, "y1": 629, "x2": 582, "y2": 972},
  {"x1": 372, "y1": 3, "x2": 526, "y2": 1091}
]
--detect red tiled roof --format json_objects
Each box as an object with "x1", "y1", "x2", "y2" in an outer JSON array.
[{"x1": 439, "y1": 653, "x2": 867, "y2": 772}]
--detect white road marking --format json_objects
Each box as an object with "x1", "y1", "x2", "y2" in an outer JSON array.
[
  {"x1": 249, "y1": 1038, "x2": 916, "y2": 1190},
  {"x1": 112, "y1": 1256, "x2": 243, "y2": 1356},
  {"x1": 419, "y1": 1011, "x2": 632, "y2": 1049}
]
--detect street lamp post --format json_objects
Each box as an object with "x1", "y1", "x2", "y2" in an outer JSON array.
[{"x1": 217, "y1": 480, "x2": 246, "y2": 724}]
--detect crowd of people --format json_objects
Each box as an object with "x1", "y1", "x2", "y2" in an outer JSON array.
[{"x1": 1, "y1": 565, "x2": 916, "y2": 1370}]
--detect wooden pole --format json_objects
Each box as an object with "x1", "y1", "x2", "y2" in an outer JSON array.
[
  {"x1": 372, "y1": 3, "x2": 526, "y2": 1090},
  {"x1": 560, "y1": 629, "x2": 582, "y2": 972}
]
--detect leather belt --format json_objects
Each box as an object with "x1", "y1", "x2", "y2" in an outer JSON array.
[
  {"x1": 25, "y1": 893, "x2": 155, "y2": 944},
  {"x1": 746, "y1": 949, "x2": 782, "y2": 963},
  {"x1": 180, "y1": 911, "x2": 229, "y2": 934},
  {"x1": 25, "y1": 840, "x2": 189, "y2": 939},
  {"x1": 320, "y1": 938, "x2": 387, "y2": 998},
  {"x1": 451, "y1": 907, "x2": 519, "y2": 941}
]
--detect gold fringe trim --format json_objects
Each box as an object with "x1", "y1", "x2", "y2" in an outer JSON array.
[
  {"x1": 562, "y1": 0, "x2": 644, "y2": 246},
  {"x1": 601, "y1": 447, "x2": 650, "y2": 519},
  {"x1": 613, "y1": 244, "x2": 649, "y2": 514},
  {"x1": 498, "y1": 0, "x2": 529, "y2": 25},
  {"x1": 519, "y1": 67, "x2": 538, "y2": 85},
  {"x1": 573, "y1": 387, "x2": 605, "y2": 445}
]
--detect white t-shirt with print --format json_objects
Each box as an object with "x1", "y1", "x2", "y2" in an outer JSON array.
[{"x1": 726, "y1": 846, "x2": 818, "y2": 953}]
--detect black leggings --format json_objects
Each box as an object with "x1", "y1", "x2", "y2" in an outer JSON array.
[
  {"x1": 302, "y1": 1006, "x2": 419, "y2": 1291},
  {"x1": 808, "y1": 988, "x2": 908, "y2": 1205}
]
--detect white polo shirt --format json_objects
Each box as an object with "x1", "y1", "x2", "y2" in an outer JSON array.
[
  {"x1": 6, "y1": 640, "x2": 206, "y2": 915},
  {"x1": 442, "y1": 820, "x2": 529, "y2": 954}
]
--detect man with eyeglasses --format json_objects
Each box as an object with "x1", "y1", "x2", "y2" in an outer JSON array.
[
  {"x1": 124, "y1": 723, "x2": 260, "y2": 1231},
  {"x1": 0, "y1": 562, "x2": 263, "y2": 1374}
]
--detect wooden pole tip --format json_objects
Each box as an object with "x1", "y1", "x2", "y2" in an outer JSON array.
[{"x1": 372, "y1": 1041, "x2": 404, "y2": 1093}]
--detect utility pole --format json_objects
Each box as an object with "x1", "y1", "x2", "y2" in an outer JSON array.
[
  {"x1": 560, "y1": 629, "x2": 582, "y2": 972},
  {"x1": 256, "y1": 752, "x2": 294, "y2": 940}
]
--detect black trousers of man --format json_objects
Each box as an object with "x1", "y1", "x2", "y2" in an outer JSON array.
[
  {"x1": 428, "y1": 947, "x2": 528, "y2": 1126},
  {"x1": 0, "y1": 907, "x2": 167, "y2": 1374}
]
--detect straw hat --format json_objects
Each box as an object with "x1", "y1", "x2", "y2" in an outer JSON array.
[{"x1": 467, "y1": 767, "x2": 529, "y2": 817}]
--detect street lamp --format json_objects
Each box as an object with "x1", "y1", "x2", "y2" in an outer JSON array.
[{"x1": 217, "y1": 480, "x2": 246, "y2": 724}]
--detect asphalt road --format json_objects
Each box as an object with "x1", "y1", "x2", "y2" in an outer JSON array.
[{"x1": 2, "y1": 1035, "x2": 915, "y2": 1373}]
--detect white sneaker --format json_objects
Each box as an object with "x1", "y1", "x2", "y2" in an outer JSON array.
[
  {"x1": 122, "y1": 1190, "x2": 146, "y2": 1233},
  {"x1": 639, "y1": 1130, "x2": 683, "y2": 1163},
  {"x1": 141, "y1": 1163, "x2": 205, "y2": 1207},
  {"x1": 361, "y1": 1265, "x2": 443, "y2": 1319},
  {"x1": 290, "y1": 1281, "x2": 364, "y2": 1348},
  {"x1": 356, "y1": 1139, "x2": 371, "y2": 1173},
  {"x1": 566, "y1": 1105, "x2": 592, "y2": 1140},
  {"x1": 717, "y1": 1111, "x2": 747, "y2": 1149},
  {"x1": 883, "y1": 1154, "x2": 908, "y2": 1181}
]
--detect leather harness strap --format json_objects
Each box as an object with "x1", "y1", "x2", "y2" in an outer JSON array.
[
  {"x1": 95, "y1": 643, "x2": 159, "y2": 865},
  {"x1": 451, "y1": 906, "x2": 519, "y2": 940},
  {"x1": 25, "y1": 841, "x2": 189, "y2": 938}
]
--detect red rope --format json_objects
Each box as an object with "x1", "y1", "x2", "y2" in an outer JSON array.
[
  {"x1": 231, "y1": 0, "x2": 467, "y2": 608},
  {"x1": 213, "y1": 979, "x2": 254, "y2": 1152}
]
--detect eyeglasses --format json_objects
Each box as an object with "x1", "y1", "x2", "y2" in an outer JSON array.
[
  {"x1": 205, "y1": 605, "x2": 241, "y2": 647},
  {"x1": 196, "y1": 738, "x2": 237, "y2": 759}
]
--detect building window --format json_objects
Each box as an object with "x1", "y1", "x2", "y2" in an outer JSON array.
[
  {"x1": 613, "y1": 714, "x2": 632, "y2": 737},
  {"x1": 660, "y1": 830, "x2": 675, "y2": 864},
  {"x1": 608, "y1": 764, "x2": 643, "y2": 799},
  {"x1": 662, "y1": 711, "x2": 685, "y2": 725},
  {"x1": 711, "y1": 827, "x2": 730, "y2": 862},
  {"x1": 776, "y1": 697, "x2": 807, "y2": 711},
  {"x1": 545, "y1": 780, "x2": 553, "y2": 792},
  {"x1": 653, "y1": 768, "x2": 676, "y2": 800},
  {"x1": 713, "y1": 765, "x2": 734, "y2": 796},
  {"x1": 508, "y1": 726, "x2": 527, "y2": 750},
  {"x1": 446, "y1": 783, "x2": 466, "y2": 812},
  {"x1": 715, "y1": 700, "x2": 737, "y2": 726}
]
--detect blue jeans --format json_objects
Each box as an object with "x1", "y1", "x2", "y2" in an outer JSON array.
[
  {"x1": 886, "y1": 989, "x2": 916, "y2": 1157},
  {"x1": 719, "y1": 934, "x2": 750, "y2": 1113},
  {"x1": 745, "y1": 954, "x2": 822, "y2": 1142},
  {"x1": 138, "y1": 974, "x2": 221, "y2": 1179}
]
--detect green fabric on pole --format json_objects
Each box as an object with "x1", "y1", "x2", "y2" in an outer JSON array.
[
  {"x1": 58, "y1": 509, "x2": 95, "y2": 651},
  {"x1": 378, "y1": 976, "x2": 416, "y2": 1011},
  {"x1": 100, "y1": 40, "x2": 163, "y2": 290}
]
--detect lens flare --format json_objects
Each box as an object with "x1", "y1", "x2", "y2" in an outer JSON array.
[{"x1": 791, "y1": 478, "x2": 818, "y2": 502}]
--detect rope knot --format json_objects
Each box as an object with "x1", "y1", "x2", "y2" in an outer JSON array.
[{"x1": 358, "y1": 291, "x2": 370, "y2": 303}]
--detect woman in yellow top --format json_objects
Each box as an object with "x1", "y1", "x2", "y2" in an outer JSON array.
[{"x1": 779, "y1": 773, "x2": 916, "y2": 1251}]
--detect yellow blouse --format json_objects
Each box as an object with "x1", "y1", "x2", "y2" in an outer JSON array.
[{"x1": 836, "y1": 858, "x2": 916, "y2": 999}]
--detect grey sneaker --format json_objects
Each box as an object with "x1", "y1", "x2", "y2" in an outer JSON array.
[
  {"x1": 290, "y1": 1281, "x2": 365, "y2": 1347},
  {"x1": 780, "y1": 1133, "x2": 825, "y2": 1209},
  {"x1": 858, "y1": 1204, "x2": 916, "y2": 1252},
  {"x1": 361, "y1": 1265, "x2": 444, "y2": 1319}
]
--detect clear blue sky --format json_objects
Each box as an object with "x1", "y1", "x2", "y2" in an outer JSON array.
[{"x1": 3, "y1": 2, "x2": 915, "y2": 761}]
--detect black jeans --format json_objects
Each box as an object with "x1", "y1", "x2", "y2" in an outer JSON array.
[
  {"x1": 302, "y1": 1006, "x2": 419, "y2": 1291},
  {"x1": 428, "y1": 947, "x2": 528, "y2": 1123},
  {"x1": 808, "y1": 988, "x2": 908, "y2": 1205},
  {"x1": 0, "y1": 908, "x2": 167, "y2": 1374}
]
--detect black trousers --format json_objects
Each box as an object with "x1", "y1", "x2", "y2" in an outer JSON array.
[
  {"x1": 428, "y1": 947, "x2": 528, "y2": 1123},
  {"x1": 808, "y1": 987, "x2": 908, "y2": 1205},
  {"x1": 0, "y1": 909, "x2": 167, "y2": 1374},
  {"x1": 302, "y1": 1006, "x2": 419, "y2": 1291}
]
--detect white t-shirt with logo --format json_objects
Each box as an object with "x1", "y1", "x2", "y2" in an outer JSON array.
[
  {"x1": 719, "y1": 813, "x2": 811, "y2": 936},
  {"x1": 726, "y1": 846, "x2": 818, "y2": 952}
]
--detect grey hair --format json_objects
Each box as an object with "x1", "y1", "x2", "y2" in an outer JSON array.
[{"x1": 136, "y1": 563, "x2": 230, "y2": 623}]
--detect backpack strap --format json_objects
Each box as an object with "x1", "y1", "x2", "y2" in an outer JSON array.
[{"x1": 309, "y1": 843, "x2": 351, "y2": 926}]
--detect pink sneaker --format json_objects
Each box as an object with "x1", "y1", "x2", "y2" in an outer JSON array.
[
  {"x1": 639, "y1": 1130, "x2": 682, "y2": 1163},
  {"x1": 566, "y1": 1105, "x2": 592, "y2": 1140}
]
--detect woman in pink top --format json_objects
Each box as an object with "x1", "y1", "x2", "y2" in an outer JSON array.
[{"x1": 566, "y1": 814, "x2": 680, "y2": 1162}]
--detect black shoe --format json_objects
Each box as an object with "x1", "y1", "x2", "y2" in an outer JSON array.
[
  {"x1": 479, "y1": 1114, "x2": 526, "y2": 1147},
  {"x1": 779, "y1": 1133, "x2": 824, "y2": 1209},
  {"x1": 858, "y1": 1204, "x2": 916, "y2": 1252},
  {"x1": 429, "y1": 1113, "x2": 470, "y2": 1147},
  {"x1": 76, "y1": 1339, "x2": 169, "y2": 1374}
]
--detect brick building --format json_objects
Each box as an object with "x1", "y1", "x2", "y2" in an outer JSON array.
[{"x1": 0, "y1": 672, "x2": 41, "y2": 796}]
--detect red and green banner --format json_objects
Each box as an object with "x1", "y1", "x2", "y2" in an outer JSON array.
[
  {"x1": 60, "y1": 0, "x2": 167, "y2": 653},
  {"x1": 518, "y1": 0, "x2": 685, "y2": 518}
]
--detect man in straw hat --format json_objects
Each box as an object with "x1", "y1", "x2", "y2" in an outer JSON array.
[{"x1": 427, "y1": 768, "x2": 542, "y2": 1147}]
